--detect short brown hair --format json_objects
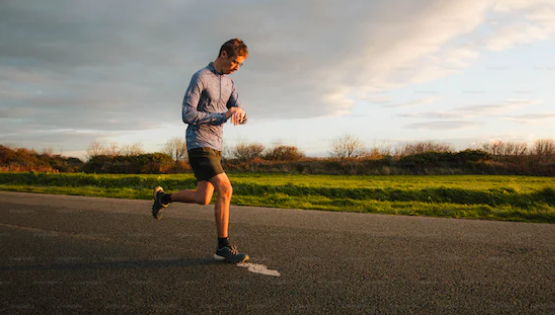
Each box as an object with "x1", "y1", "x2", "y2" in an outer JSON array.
[{"x1": 219, "y1": 38, "x2": 248, "y2": 59}]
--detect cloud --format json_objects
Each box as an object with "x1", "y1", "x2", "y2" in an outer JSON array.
[
  {"x1": 364, "y1": 96, "x2": 391, "y2": 104},
  {"x1": 405, "y1": 121, "x2": 483, "y2": 130},
  {"x1": 360, "y1": 0, "x2": 555, "y2": 91},
  {"x1": 388, "y1": 96, "x2": 439, "y2": 108},
  {"x1": 399, "y1": 98, "x2": 548, "y2": 131},
  {"x1": 462, "y1": 1, "x2": 555, "y2": 53},
  {"x1": 455, "y1": 99, "x2": 542, "y2": 115},
  {"x1": 502, "y1": 113, "x2": 555, "y2": 124},
  {"x1": 0, "y1": 128, "x2": 108, "y2": 152},
  {"x1": 1, "y1": 0, "x2": 555, "y2": 151},
  {"x1": 399, "y1": 99, "x2": 542, "y2": 120},
  {"x1": 398, "y1": 111, "x2": 472, "y2": 119}
]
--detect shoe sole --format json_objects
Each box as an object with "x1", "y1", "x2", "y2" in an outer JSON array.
[
  {"x1": 153, "y1": 186, "x2": 164, "y2": 200},
  {"x1": 213, "y1": 254, "x2": 250, "y2": 263},
  {"x1": 152, "y1": 186, "x2": 166, "y2": 220}
]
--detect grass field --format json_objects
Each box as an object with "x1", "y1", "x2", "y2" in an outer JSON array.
[{"x1": 1, "y1": 172, "x2": 554, "y2": 223}]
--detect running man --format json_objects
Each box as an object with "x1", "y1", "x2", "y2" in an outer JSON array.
[{"x1": 152, "y1": 38, "x2": 249, "y2": 263}]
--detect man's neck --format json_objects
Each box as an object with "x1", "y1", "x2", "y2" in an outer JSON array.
[{"x1": 212, "y1": 58, "x2": 224, "y2": 73}]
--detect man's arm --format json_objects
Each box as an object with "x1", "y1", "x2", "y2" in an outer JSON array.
[
  {"x1": 182, "y1": 73, "x2": 227, "y2": 125},
  {"x1": 226, "y1": 80, "x2": 248, "y2": 125}
]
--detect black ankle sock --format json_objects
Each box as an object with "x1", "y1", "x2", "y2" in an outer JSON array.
[
  {"x1": 218, "y1": 237, "x2": 229, "y2": 249},
  {"x1": 161, "y1": 193, "x2": 172, "y2": 205}
]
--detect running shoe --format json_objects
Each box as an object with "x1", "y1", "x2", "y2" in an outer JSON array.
[
  {"x1": 152, "y1": 186, "x2": 168, "y2": 220},
  {"x1": 214, "y1": 244, "x2": 249, "y2": 263}
]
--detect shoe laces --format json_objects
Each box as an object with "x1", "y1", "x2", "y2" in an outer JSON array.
[{"x1": 228, "y1": 244, "x2": 239, "y2": 255}]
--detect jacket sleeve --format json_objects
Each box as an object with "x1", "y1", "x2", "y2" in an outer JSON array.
[
  {"x1": 182, "y1": 73, "x2": 227, "y2": 125},
  {"x1": 226, "y1": 80, "x2": 248, "y2": 125}
]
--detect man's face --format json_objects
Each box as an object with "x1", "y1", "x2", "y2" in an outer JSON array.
[{"x1": 221, "y1": 51, "x2": 246, "y2": 75}]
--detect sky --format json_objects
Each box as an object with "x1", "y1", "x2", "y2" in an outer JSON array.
[{"x1": 1, "y1": 0, "x2": 554, "y2": 159}]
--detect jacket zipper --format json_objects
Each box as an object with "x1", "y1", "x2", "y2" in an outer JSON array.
[{"x1": 218, "y1": 75, "x2": 222, "y2": 107}]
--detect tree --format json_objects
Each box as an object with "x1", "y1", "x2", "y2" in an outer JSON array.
[
  {"x1": 161, "y1": 137, "x2": 187, "y2": 161},
  {"x1": 86, "y1": 141, "x2": 121, "y2": 160},
  {"x1": 262, "y1": 145, "x2": 305, "y2": 161},
  {"x1": 507, "y1": 142, "x2": 528, "y2": 155},
  {"x1": 105, "y1": 143, "x2": 121, "y2": 156},
  {"x1": 364, "y1": 140, "x2": 393, "y2": 159},
  {"x1": 222, "y1": 145, "x2": 234, "y2": 161},
  {"x1": 396, "y1": 141, "x2": 453, "y2": 157},
  {"x1": 480, "y1": 141, "x2": 528, "y2": 156},
  {"x1": 120, "y1": 143, "x2": 145, "y2": 156},
  {"x1": 232, "y1": 142, "x2": 265, "y2": 161},
  {"x1": 41, "y1": 147, "x2": 54, "y2": 156},
  {"x1": 86, "y1": 141, "x2": 106, "y2": 160},
  {"x1": 531, "y1": 139, "x2": 555, "y2": 163},
  {"x1": 330, "y1": 135, "x2": 365, "y2": 158}
]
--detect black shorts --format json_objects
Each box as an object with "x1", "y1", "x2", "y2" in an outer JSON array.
[{"x1": 188, "y1": 147, "x2": 224, "y2": 182}]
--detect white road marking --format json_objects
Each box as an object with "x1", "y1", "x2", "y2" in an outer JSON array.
[{"x1": 237, "y1": 262, "x2": 281, "y2": 277}]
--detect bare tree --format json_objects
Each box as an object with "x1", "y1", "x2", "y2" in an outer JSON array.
[
  {"x1": 105, "y1": 143, "x2": 120, "y2": 156},
  {"x1": 41, "y1": 147, "x2": 54, "y2": 156},
  {"x1": 396, "y1": 141, "x2": 453, "y2": 157},
  {"x1": 512, "y1": 142, "x2": 528, "y2": 156},
  {"x1": 121, "y1": 142, "x2": 145, "y2": 156},
  {"x1": 505, "y1": 141, "x2": 526, "y2": 155},
  {"x1": 330, "y1": 135, "x2": 366, "y2": 158},
  {"x1": 1, "y1": 142, "x2": 14, "y2": 149},
  {"x1": 480, "y1": 141, "x2": 529, "y2": 156},
  {"x1": 363, "y1": 140, "x2": 393, "y2": 159},
  {"x1": 491, "y1": 141, "x2": 503, "y2": 156},
  {"x1": 86, "y1": 141, "x2": 121, "y2": 159},
  {"x1": 232, "y1": 142, "x2": 265, "y2": 161},
  {"x1": 86, "y1": 141, "x2": 106, "y2": 159},
  {"x1": 362, "y1": 147, "x2": 392, "y2": 159},
  {"x1": 162, "y1": 137, "x2": 187, "y2": 161},
  {"x1": 263, "y1": 145, "x2": 305, "y2": 161},
  {"x1": 222, "y1": 145, "x2": 234, "y2": 161},
  {"x1": 531, "y1": 139, "x2": 555, "y2": 163}
]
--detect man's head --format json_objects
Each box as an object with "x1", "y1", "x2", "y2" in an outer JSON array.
[{"x1": 214, "y1": 38, "x2": 248, "y2": 75}]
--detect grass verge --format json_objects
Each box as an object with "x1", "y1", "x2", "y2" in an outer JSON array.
[{"x1": 1, "y1": 172, "x2": 554, "y2": 223}]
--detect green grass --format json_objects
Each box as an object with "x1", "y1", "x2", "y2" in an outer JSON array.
[{"x1": 1, "y1": 172, "x2": 554, "y2": 223}]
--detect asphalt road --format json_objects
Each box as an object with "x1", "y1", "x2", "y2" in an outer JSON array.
[{"x1": 0, "y1": 191, "x2": 554, "y2": 314}]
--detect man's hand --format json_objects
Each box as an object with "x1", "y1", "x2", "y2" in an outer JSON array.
[{"x1": 226, "y1": 107, "x2": 246, "y2": 126}]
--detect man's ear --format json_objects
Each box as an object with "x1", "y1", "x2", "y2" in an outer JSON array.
[{"x1": 220, "y1": 50, "x2": 228, "y2": 59}]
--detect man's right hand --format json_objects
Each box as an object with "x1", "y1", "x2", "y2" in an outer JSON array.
[{"x1": 226, "y1": 107, "x2": 246, "y2": 126}]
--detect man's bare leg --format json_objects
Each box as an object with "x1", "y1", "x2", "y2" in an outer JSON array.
[
  {"x1": 170, "y1": 181, "x2": 215, "y2": 206},
  {"x1": 151, "y1": 181, "x2": 214, "y2": 220},
  {"x1": 209, "y1": 172, "x2": 248, "y2": 262},
  {"x1": 156, "y1": 174, "x2": 231, "y2": 238},
  {"x1": 208, "y1": 173, "x2": 233, "y2": 238},
  {"x1": 152, "y1": 172, "x2": 247, "y2": 262}
]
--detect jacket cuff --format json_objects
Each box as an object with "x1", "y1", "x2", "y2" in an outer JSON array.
[{"x1": 219, "y1": 112, "x2": 228, "y2": 124}]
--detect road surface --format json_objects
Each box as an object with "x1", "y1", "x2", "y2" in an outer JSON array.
[{"x1": 0, "y1": 191, "x2": 554, "y2": 314}]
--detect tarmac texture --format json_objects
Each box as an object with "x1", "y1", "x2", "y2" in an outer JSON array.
[{"x1": 0, "y1": 191, "x2": 554, "y2": 314}]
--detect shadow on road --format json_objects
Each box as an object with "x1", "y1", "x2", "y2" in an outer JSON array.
[{"x1": 0, "y1": 258, "x2": 220, "y2": 272}]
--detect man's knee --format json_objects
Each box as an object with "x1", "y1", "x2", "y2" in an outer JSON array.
[
  {"x1": 209, "y1": 173, "x2": 233, "y2": 199},
  {"x1": 217, "y1": 182, "x2": 233, "y2": 199}
]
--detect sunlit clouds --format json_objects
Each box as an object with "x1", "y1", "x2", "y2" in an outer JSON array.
[{"x1": 1, "y1": 0, "x2": 554, "y2": 158}]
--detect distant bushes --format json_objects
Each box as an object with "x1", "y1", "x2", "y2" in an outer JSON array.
[
  {"x1": 2, "y1": 139, "x2": 555, "y2": 176},
  {"x1": 0, "y1": 145, "x2": 83, "y2": 173},
  {"x1": 82, "y1": 153, "x2": 174, "y2": 174},
  {"x1": 223, "y1": 149, "x2": 555, "y2": 176},
  {"x1": 262, "y1": 145, "x2": 306, "y2": 161},
  {"x1": 397, "y1": 150, "x2": 492, "y2": 168},
  {"x1": 0, "y1": 145, "x2": 176, "y2": 174},
  {"x1": 231, "y1": 142, "x2": 265, "y2": 161}
]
